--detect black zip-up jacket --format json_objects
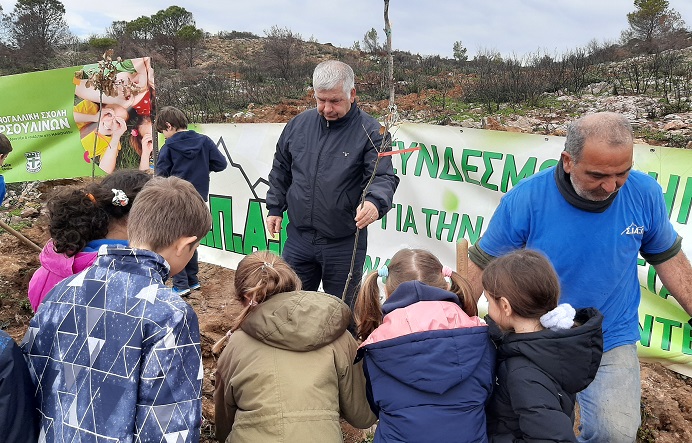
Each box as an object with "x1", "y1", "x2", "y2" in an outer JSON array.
[
  {"x1": 486, "y1": 308, "x2": 604, "y2": 443},
  {"x1": 1, "y1": 330, "x2": 38, "y2": 442},
  {"x1": 267, "y1": 102, "x2": 399, "y2": 239}
]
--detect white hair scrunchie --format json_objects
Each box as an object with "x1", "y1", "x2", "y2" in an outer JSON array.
[{"x1": 540, "y1": 303, "x2": 576, "y2": 331}]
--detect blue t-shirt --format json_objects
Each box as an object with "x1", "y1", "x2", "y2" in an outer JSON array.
[{"x1": 479, "y1": 168, "x2": 678, "y2": 352}]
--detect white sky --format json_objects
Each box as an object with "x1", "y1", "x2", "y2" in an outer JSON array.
[{"x1": 1, "y1": 0, "x2": 691, "y2": 58}]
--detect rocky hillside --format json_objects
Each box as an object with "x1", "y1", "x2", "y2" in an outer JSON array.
[{"x1": 179, "y1": 36, "x2": 692, "y2": 149}]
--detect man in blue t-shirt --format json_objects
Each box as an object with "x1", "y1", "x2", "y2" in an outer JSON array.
[
  {"x1": 0, "y1": 133, "x2": 12, "y2": 204},
  {"x1": 467, "y1": 112, "x2": 692, "y2": 443}
]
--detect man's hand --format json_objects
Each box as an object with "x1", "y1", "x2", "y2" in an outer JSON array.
[
  {"x1": 266, "y1": 216, "x2": 283, "y2": 236},
  {"x1": 355, "y1": 201, "x2": 379, "y2": 229}
]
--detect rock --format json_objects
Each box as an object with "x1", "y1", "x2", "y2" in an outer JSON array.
[
  {"x1": 481, "y1": 117, "x2": 503, "y2": 131},
  {"x1": 664, "y1": 120, "x2": 687, "y2": 130},
  {"x1": 506, "y1": 116, "x2": 541, "y2": 132},
  {"x1": 20, "y1": 207, "x2": 39, "y2": 218}
]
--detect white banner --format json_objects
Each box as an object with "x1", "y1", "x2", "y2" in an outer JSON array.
[{"x1": 196, "y1": 122, "x2": 692, "y2": 375}]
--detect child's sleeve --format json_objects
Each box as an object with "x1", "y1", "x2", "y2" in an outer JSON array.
[
  {"x1": 0, "y1": 175, "x2": 5, "y2": 204},
  {"x1": 206, "y1": 136, "x2": 227, "y2": 173},
  {"x1": 213, "y1": 362, "x2": 237, "y2": 442},
  {"x1": 505, "y1": 365, "x2": 576, "y2": 442},
  {"x1": 334, "y1": 333, "x2": 378, "y2": 429},
  {"x1": 135, "y1": 303, "x2": 203, "y2": 442},
  {"x1": 154, "y1": 146, "x2": 172, "y2": 177}
]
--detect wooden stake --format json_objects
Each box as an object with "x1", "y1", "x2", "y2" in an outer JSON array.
[
  {"x1": 456, "y1": 238, "x2": 469, "y2": 279},
  {"x1": 0, "y1": 219, "x2": 42, "y2": 253}
]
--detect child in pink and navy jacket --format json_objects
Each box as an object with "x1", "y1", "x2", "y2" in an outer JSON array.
[
  {"x1": 354, "y1": 248, "x2": 495, "y2": 443},
  {"x1": 28, "y1": 169, "x2": 151, "y2": 311}
]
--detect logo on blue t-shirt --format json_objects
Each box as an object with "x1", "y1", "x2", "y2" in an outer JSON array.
[{"x1": 621, "y1": 223, "x2": 644, "y2": 235}]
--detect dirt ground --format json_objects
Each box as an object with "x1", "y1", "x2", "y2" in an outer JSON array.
[{"x1": 1, "y1": 189, "x2": 692, "y2": 442}]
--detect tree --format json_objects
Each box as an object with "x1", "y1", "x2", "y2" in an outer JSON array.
[
  {"x1": 626, "y1": 0, "x2": 685, "y2": 44},
  {"x1": 151, "y1": 6, "x2": 200, "y2": 68},
  {"x1": 8, "y1": 0, "x2": 69, "y2": 67},
  {"x1": 262, "y1": 25, "x2": 303, "y2": 80},
  {"x1": 452, "y1": 41, "x2": 468, "y2": 62},
  {"x1": 179, "y1": 25, "x2": 204, "y2": 68},
  {"x1": 89, "y1": 37, "x2": 118, "y2": 52},
  {"x1": 362, "y1": 27, "x2": 380, "y2": 53},
  {"x1": 126, "y1": 16, "x2": 154, "y2": 47}
]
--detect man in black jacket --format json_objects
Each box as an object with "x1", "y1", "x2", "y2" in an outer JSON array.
[{"x1": 266, "y1": 60, "x2": 399, "y2": 309}]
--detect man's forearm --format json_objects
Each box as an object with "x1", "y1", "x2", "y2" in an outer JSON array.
[{"x1": 653, "y1": 251, "x2": 692, "y2": 316}]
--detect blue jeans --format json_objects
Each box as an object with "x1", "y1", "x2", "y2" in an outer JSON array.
[
  {"x1": 577, "y1": 344, "x2": 640, "y2": 443},
  {"x1": 282, "y1": 223, "x2": 366, "y2": 310}
]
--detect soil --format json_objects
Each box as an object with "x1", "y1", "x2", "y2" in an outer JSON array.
[
  {"x1": 2, "y1": 207, "x2": 691, "y2": 442},
  {"x1": 1, "y1": 95, "x2": 692, "y2": 440}
]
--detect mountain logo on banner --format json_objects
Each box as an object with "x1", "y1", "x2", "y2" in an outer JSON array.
[{"x1": 25, "y1": 151, "x2": 42, "y2": 173}]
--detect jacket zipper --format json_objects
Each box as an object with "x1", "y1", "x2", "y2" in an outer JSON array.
[{"x1": 309, "y1": 120, "x2": 329, "y2": 232}]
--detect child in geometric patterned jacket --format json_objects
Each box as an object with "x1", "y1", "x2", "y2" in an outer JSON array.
[{"x1": 22, "y1": 176, "x2": 212, "y2": 443}]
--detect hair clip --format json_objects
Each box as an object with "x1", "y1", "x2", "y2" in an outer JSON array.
[
  {"x1": 249, "y1": 299, "x2": 258, "y2": 307},
  {"x1": 131, "y1": 129, "x2": 139, "y2": 137},
  {"x1": 111, "y1": 189, "x2": 129, "y2": 207},
  {"x1": 441, "y1": 265, "x2": 453, "y2": 278},
  {"x1": 86, "y1": 193, "x2": 96, "y2": 203},
  {"x1": 378, "y1": 265, "x2": 388, "y2": 278},
  {"x1": 540, "y1": 303, "x2": 576, "y2": 331},
  {"x1": 260, "y1": 261, "x2": 274, "y2": 271}
]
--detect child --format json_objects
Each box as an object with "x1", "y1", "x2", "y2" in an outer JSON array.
[
  {"x1": 28, "y1": 169, "x2": 152, "y2": 311},
  {"x1": 0, "y1": 329, "x2": 39, "y2": 442},
  {"x1": 213, "y1": 250, "x2": 376, "y2": 443},
  {"x1": 482, "y1": 249, "x2": 603, "y2": 443},
  {"x1": 73, "y1": 101, "x2": 131, "y2": 173},
  {"x1": 155, "y1": 105, "x2": 227, "y2": 296},
  {"x1": 354, "y1": 248, "x2": 495, "y2": 443},
  {"x1": 0, "y1": 133, "x2": 12, "y2": 204},
  {"x1": 129, "y1": 114, "x2": 154, "y2": 171},
  {"x1": 22, "y1": 176, "x2": 210, "y2": 442}
]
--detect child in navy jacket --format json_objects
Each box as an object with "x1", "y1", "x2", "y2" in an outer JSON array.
[
  {"x1": 354, "y1": 248, "x2": 495, "y2": 443},
  {"x1": 155, "y1": 106, "x2": 227, "y2": 295}
]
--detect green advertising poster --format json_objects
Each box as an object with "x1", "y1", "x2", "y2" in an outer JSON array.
[
  {"x1": 0, "y1": 67, "x2": 99, "y2": 182},
  {"x1": 1, "y1": 57, "x2": 155, "y2": 181}
]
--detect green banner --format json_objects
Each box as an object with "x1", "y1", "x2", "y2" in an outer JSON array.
[{"x1": 1, "y1": 57, "x2": 155, "y2": 181}]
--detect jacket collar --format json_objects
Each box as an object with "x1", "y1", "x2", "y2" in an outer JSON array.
[
  {"x1": 96, "y1": 245, "x2": 170, "y2": 282},
  {"x1": 554, "y1": 158, "x2": 618, "y2": 213},
  {"x1": 320, "y1": 100, "x2": 359, "y2": 130},
  {"x1": 382, "y1": 281, "x2": 462, "y2": 316}
]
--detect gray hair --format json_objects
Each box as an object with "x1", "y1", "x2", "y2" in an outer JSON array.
[
  {"x1": 312, "y1": 60, "x2": 354, "y2": 98},
  {"x1": 564, "y1": 112, "x2": 633, "y2": 162}
]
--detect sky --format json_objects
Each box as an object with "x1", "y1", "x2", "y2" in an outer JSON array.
[{"x1": 1, "y1": 0, "x2": 692, "y2": 59}]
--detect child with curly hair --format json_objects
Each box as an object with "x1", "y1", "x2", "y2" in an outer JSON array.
[{"x1": 27, "y1": 169, "x2": 151, "y2": 311}]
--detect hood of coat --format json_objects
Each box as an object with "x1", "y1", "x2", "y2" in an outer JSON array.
[
  {"x1": 240, "y1": 291, "x2": 351, "y2": 351},
  {"x1": 39, "y1": 240, "x2": 96, "y2": 279},
  {"x1": 164, "y1": 130, "x2": 206, "y2": 159},
  {"x1": 487, "y1": 307, "x2": 604, "y2": 394},
  {"x1": 381, "y1": 280, "x2": 463, "y2": 315},
  {"x1": 361, "y1": 281, "x2": 493, "y2": 395}
]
